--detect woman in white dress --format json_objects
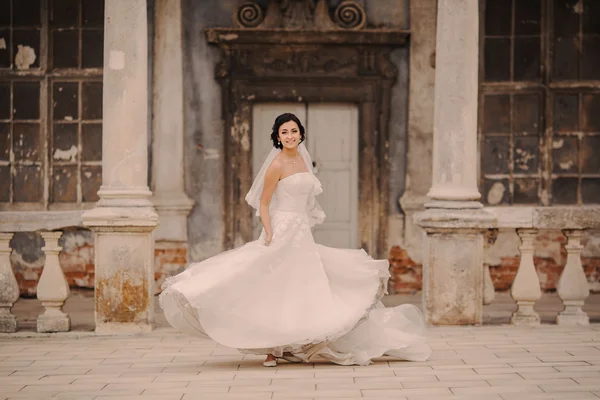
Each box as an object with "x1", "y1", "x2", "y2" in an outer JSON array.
[{"x1": 159, "y1": 113, "x2": 432, "y2": 367}]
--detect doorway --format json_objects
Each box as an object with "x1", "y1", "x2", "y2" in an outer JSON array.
[{"x1": 252, "y1": 103, "x2": 359, "y2": 249}]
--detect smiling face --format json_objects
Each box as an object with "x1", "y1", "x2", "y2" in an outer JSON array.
[{"x1": 277, "y1": 120, "x2": 301, "y2": 149}]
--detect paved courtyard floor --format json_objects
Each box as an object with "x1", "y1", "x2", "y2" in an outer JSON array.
[{"x1": 1, "y1": 291, "x2": 599, "y2": 400}]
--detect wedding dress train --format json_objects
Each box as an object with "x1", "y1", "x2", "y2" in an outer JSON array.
[{"x1": 159, "y1": 172, "x2": 431, "y2": 365}]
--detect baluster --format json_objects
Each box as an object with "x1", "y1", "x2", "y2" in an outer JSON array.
[
  {"x1": 556, "y1": 229, "x2": 590, "y2": 325},
  {"x1": 0, "y1": 233, "x2": 19, "y2": 333},
  {"x1": 510, "y1": 228, "x2": 541, "y2": 326},
  {"x1": 37, "y1": 231, "x2": 71, "y2": 332}
]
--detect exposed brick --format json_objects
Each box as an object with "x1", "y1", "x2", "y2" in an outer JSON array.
[{"x1": 388, "y1": 243, "x2": 600, "y2": 294}]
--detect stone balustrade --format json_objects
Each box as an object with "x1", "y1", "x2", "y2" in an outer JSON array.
[
  {"x1": 0, "y1": 211, "x2": 82, "y2": 333},
  {"x1": 484, "y1": 206, "x2": 600, "y2": 326}
]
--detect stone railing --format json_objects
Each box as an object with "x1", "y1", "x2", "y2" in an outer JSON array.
[
  {"x1": 483, "y1": 206, "x2": 600, "y2": 326},
  {"x1": 0, "y1": 211, "x2": 82, "y2": 333}
]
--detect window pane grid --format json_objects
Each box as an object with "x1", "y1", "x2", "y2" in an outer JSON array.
[
  {"x1": 484, "y1": 0, "x2": 543, "y2": 83},
  {"x1": 0, "y1": 0, "x2": 103, "y2": 210},
  {"x1": 50, "y1": 78, "x2": 102, "y2": 204},
  {"x1": 481, "y1": 0, "x2": 600, "y2": 206},
  {"x1": 480, "y1": 91, "x2": 543, "y2": 205}
]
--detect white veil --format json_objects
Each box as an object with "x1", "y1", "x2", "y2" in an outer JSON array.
[{"x1": 245, "y1": 142, "x2": 325, "y2": 227}]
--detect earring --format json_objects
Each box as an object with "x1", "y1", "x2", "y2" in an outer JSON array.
[{"x1": 278, "y1": 141, "x2": 281, "y2": 146}]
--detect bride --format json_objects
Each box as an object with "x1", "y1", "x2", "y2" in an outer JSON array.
[{"x1": 159, "y1": 113, "x2": 431, "y2": 367}]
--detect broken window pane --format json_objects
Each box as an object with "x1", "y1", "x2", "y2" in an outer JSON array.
[
  {"x1": 82, "y1": 30, "x2": 103, "y2": 68},
  {"x1": 513, "y1": 93, "x2": 541, "y2": 134},
  {"x1": 482, "y1": 179, "x2": 510, "y2": 205},
  {"x1": 52, "y1": 165, "x2": 78, "y2": 202},
  {"x1": 515, "y1": 0, "x2": 542, "y2": 35},
  {"x1": 581, "y1": 37, "x2": 600, "y2": 80},
  {"x1": 553, "y1": 94, "x2": 579, "y2": 132},
  {"x1": 513, "y1": 137, "x2": 539, "y2": 173},
  {"x1": 14, "y1": 164, "x2": 42, "y2": 202},
  {"x1": 12, "y1": 123, "x2": 40, "y2": 161},
  {"x1": 514, "y1": 179, "x2": 539, "y2": 204},
  {"x1": 582, "y1": 94, "x2": 600, "y2": 132},
  {"x1": 0, "y1": 83, "x2": 9, "y2": 119},
  {"x1": 52, "y1": 30, "x2": 79, "y2": 69},
  {"x1": 53, "y1": 82, "x2": 79, "y2": 121},
  {"x1": 482, "y1": 136, "x2": 510, "y2": 174},
  {"x1": 82, "y1": 82, "x2": 102, "y2": 119},
  {"x1": 13, "y1": 30, "x2": 40, "y2": 70},
  {"x1": 13, "y1": 0, "x2": 41, "y2": 26},
  {"x1": 552, "y1": 177, "x2": 578, "y2": 204},
  {"x1": 582, "y1": 179, "x2": 600, "y2": 203},
  {"x1": 81, "y1": 165, "x2": 101, "y2": 202},
  {"x1": 553, "y1": 0, "x2": 580, "y2": 37},
  {"x1": 81, "y1": 123, "x2": 101, "y2": 161},
  {"x1": 483, "y1": 94, "x2": 510, "y2": 133},
  {"x1": 52, "y1": 123, "x2": 78, "y2": 163},
  {"x1": 13, "y1": 82, "x2": 40, "y2": 120},
  {"x1": 552, "y1": 136, "x2": 579, "y2": 173},
  {"x1": 0, "y1": 166, "x2": 9, "y2": 202},
  {"x1": 514, "y1": 37, "x2": 541, "y2": 81},
  {"x1": 0, "y1": 123, "x2": 9, "y2": 161},
  {"x1": 484, "y1": 38, "x2": 511, "y2": 81},
  {"x1": 0, "y1": 30, "x2": 11, "y2": 68},
  {"x1": 51, "y1": 0, "x2": 80, "y2": 27},
  {"x1": 82, "y1": 0, "x2": 105, "y2": 27},
  {"x1": 581, "y1": 136, "x2": 600, "y2": 173}
]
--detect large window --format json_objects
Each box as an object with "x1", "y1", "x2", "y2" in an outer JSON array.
[
  {"x1": 480, "y1": 0, "x2": 600, "y2": 205},
  {"x1": 0, "y1": 0, "x2": 103, "y2": 211}
]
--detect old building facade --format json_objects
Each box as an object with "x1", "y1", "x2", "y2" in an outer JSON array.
[{"x1": 0, "y1": 0, "x2": 599, "y2": 331}]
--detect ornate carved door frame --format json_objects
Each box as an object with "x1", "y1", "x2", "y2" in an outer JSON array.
[{"x1": 205, "y1": 1, "x2": 409, "y2": 258}]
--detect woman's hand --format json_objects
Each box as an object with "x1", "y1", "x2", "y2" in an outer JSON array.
[{"x1": 264, "y1": 231, "x2": 273, "y2": 246}]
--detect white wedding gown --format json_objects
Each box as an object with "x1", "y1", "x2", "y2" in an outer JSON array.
[{"x1": 159, "y1": 172, "x2": 431, "y2": 365}]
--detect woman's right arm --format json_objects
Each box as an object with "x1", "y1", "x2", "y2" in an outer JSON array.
[{"x1": 259, "y1": 161, "x2": 281, "y2": 246}]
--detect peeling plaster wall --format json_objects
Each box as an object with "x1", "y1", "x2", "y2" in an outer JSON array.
[{"x1": 182, "y1": 0, "x2": 237, "y2": 261}]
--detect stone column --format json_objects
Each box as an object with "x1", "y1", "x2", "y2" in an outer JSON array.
[
  {"x1": 37, "y1": 231, "x2": 70, "y2": 332},
  {"x1": 415, "y1": 0, "x2": 495, "y2": 325},
  {"x1": 398, "y1": 0, "x2": 437, "y2": 264},
  {"x1": 151, "y1": 0, "x2": 194, "y2": 244},
  {"x1": 557, "y1": 229, "x2": 590, "y2": 325},
  {"x1": 0, "y1": 233, "x2": 19, "y2": 333},
  {"x1": 82, "y1": 0, "x2": 158, "y2": 333}
]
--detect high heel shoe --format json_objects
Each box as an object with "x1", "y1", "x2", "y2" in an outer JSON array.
[{"x1": 263, "y1": 357, "x2": 277, "y2": 367}]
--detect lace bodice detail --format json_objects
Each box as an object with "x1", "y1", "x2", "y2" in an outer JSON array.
[
  {"x1": 272, "y1": 172, "x2": 314, "y2": 212},
  {"x1": 270, "y1": 172, "x2": 325, "y2": 226}
]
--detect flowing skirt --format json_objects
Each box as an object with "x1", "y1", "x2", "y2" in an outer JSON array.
[{"x1": 159, "y1": 210, "x2": 431, "y2": 365}]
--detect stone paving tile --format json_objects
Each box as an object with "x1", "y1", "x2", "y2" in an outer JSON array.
[{"x1": 2, "y1": 324, "x2": 600, "y2": 400}]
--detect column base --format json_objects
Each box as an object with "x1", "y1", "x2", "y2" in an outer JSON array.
[
  {"x1": 416, "y1": 206, "x2": 496, "y2": 326},
  {"x1": 510, "y1": 311, "x2": 541, "y2": 327},
  {"x1": 152, "y1": 193, "x2": 194, "y2": 242},
  {"x1": 84, "y1": 205, "x2": 158, "y2": 333},
  {"x1": 37, "y1": 312, "x2": 70, "y2": 333},
  {"x1": 557, "y1": 304, "x2": 589, "y2": 326},
  {"x1": 0, "y1": 313, "x2": 18, "y2": 333}
]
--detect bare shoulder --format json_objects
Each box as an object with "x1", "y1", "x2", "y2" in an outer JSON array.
[
  {"x1": 265, "y1": 157, "x2": 283, "y2": 182},
  {"x1": 266, "y1": 157, "x2": 283, "y2": 175}
]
